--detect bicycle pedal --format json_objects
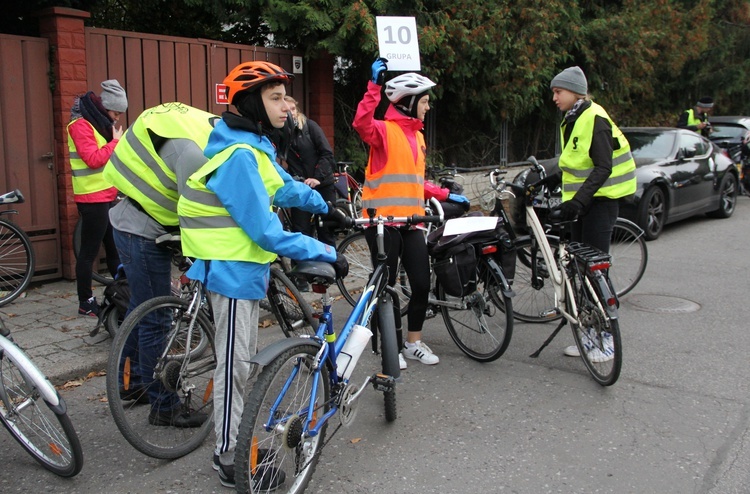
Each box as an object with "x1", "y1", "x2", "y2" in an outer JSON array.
[
  {"x1": 371, "y1": 373, "x2": 396, "y2": 392},
  {"x1": 539, "y1": 308, "x2": 560, "y2": 319}
]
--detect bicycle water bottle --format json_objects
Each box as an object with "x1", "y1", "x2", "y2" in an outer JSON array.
[{"x1": 336, "y1": 324, "x2": 372, "y2": 380}]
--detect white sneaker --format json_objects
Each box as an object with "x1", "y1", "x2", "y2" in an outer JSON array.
[
  {"x1": 563, "y1": 345, "x2": 580, "y2": 357},
  {"x1": 398, "y1": 353, "x2": 407, "y2": 370},
  {"x1": 402, "y1": 341, "x2": 439, "y2": 365},
  {"x1": 565, "y1": 331, "x2": 614, "y2": 362}
]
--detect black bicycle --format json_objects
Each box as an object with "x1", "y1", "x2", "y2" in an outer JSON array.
[{"x1": 0, "y1": 190, "x2": 35, "y2": 307}]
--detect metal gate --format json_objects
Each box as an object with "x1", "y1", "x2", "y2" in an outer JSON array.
[{"x1": 0, "y1": 33, "x2": 60, "y2": 281}]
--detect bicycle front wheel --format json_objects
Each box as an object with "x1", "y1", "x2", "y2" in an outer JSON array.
[
  {"x1": 0, "y1": 339, "x2": 83, "y2": 476},
  {"x1": 570, "y1": 273, "x2": 622, "y2": 386},
  {"x1": 235, "y1": 344, "x2": 330, "y2": 494},
  {"x1": 0, "y1": 219, "x2": 35, "y2": 307},
  {"x1": 509, "y1": 236, "x2": 561, "y2": 323},
  {"x1": 267, "y1": 267, "x2": 317, "y2": 337},
  {"x1": 377, "y1": 292, "x2": 399, "y2": 422},
  {"x1": 440, "y1": 257, "x2": 514, "y2": 362},
  {"x1": 609, "y1": 218, "x2": 648, "y2": 297},
  {"x1": 106, "y1": 296, "x2": 215, "y2": 459},
  {"x1": 336, "y1": 230, "x2": 410, "y2": 316}
]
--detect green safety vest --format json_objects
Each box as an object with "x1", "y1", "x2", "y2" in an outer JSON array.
[
  {"x1": 67, "y1": 119, "x2": 113, "y2": 195},
  {"x1": 178, "y1": 143, "x2": 284, "y2": 262},
  {"x1": 103, "y1": 103, "x2": 217, "y2": 226},
  {"x1": 559, "y1": 102, "x2": 637, "y2": 201},
  {"x1": 685, "y1": 109, "x2": 703, "y2": 128}
]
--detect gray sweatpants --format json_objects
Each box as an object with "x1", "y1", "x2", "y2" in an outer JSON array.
[{"x1": 211, "y1": 292, "x2": 259, "y2": 466}]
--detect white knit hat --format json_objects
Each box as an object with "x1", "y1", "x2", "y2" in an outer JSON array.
[{"x1": 100, "y1": 79, "x2": 128, "y2": 112}]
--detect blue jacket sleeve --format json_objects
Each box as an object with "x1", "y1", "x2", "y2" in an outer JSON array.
[
  {"x1": 273, "y1": 162, "x2": 329, "y2": 213},
  {"x1": 206, "y1": 150, "x2": 336, "y2": 262}
]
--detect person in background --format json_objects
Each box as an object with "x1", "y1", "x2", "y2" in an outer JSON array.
[
  {"x1": 67, "y1": 79, "x2": 127, "y2": 317},
  {"x1": 176, "y1": 61, "x2": 348, "y2": 490},
  {"x1": 283, "y1": 95, "x2": 337, "y2": 247},
  {"x1": 353, "y1": 57, "x2": 469, "y2": 370},
  {"x1": 547, "y1": 66, "x2": 636, "y2": 361},
  {"x1": 677, "y1": 97, "x2": 714, "y2": 137},
  {"x1": 103, "y1": 102, "x2": 218, "y2": 427}
]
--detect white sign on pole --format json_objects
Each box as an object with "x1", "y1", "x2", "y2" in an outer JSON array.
[{"x1": 376, "y1": 16, "x2": 421, "y2": 71}]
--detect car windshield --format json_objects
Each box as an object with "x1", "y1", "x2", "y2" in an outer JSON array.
[
  {"x1": 710, "y1": 124, "x2": 747, "y2": 140},
  {"x1": 624, "y1": 131, "x2": 676, "y2": 160}
]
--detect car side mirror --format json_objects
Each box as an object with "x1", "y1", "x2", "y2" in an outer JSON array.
[{"x1": 679, "y1": 148, "x2": 697, "y2": 159}]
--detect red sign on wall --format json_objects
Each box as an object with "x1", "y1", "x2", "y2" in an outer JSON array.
[{"x1": 216, "y1": 84, "x2": 229, "y2": 105}]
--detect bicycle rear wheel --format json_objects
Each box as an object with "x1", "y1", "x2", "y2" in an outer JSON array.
[
  {"x1": 609, "y1": 218, "x2": 648, "y2": 297},
  {"x1": 106, "y1": 296, "x2": 215, "y2": 459},
  {"x1": 0, "y1": 339, "x2": 83, "y2": 476},
  {"x1": 267, "y1": 267, "x2": 317, "y2": 337},
  {"x1": 336, "y1": 231, "x2": 410, "y2": 316},
  {"x1": 440, "y1": 257, "x2": 513, "y2": 362},
  {"x1": 570, "y1": 272, "x2": 622, "y2": 386},
  {"x1": 0, "y1": 218, "x2": 35, "y2": 307},
  {"x1": 235, "y1": 344, "x2": 329, "y2": 493},
  {"x1": 508, "y1": 236, "x2": 561, "y2": 323}
]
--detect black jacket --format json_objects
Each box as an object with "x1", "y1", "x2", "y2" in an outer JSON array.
[{"x1": 286, "y1": 119, "x2": 335, "y2": 188}]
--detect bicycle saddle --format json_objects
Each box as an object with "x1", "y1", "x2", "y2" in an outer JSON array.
[{"x1": 290, "y1": 261, "x2": 336, "y2": 286}]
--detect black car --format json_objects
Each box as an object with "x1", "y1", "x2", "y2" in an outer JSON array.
[
  {"x1": 513, "y1": 127, "x2": 739, "y2": 240},
  {"x1": 708, "y1": 116, "x2": 750, "y2": 163}
]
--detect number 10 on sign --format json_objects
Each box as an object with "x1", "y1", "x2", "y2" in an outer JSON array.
[{"x1": 376, "y1": 16, "x2": 421, "y2": 71}]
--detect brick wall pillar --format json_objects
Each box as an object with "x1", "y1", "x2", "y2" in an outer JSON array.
[
  {"x1": 37, "y1": 7, "x2": 90, "y2": 280},
  {"x1": 307, "y1": 53, "x2": 335, "y2": 151}
]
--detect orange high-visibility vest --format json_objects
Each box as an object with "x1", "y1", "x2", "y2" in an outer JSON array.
[{"x1": 362, "y1": 121, "x2": 425, "y2": 218}]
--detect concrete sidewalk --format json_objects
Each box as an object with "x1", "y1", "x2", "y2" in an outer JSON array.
[{"x1": 0, "y1": 279, "x2": 111, "y2": 386}]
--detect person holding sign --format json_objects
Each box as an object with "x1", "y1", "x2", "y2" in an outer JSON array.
[{"x1": 353, "y1": 57, "x2": 469, "y2": 369}]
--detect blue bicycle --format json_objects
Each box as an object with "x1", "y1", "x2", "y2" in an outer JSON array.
[{"x1": 234, "y1": 212, "x2": 441, "y2": 493}]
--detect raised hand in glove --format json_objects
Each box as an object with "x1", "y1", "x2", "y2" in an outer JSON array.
[
  {"x1": 448, "y1": 193, "x2": 471, "y2": 211},
  {"x1": 557, "y1": 199, "x2": 583, "y2": 221},
  {"x1": 371, "y1": 57, "x2": 388, "y2": 85},
  {"x1": 332, "y1": 252, "x2": 349, "y2": 279}
]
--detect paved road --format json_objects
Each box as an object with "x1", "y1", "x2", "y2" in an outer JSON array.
[{"x1": 0, "y1": 198, "x2": 748, "y2": 493}]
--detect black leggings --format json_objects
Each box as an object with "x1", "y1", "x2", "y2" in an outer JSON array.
[
  {"x1": 76, "y1": 201, "x2": 120, "y2": 301},
  {"x1": 289, "y1": 185, "x2": 337, "y2": 247},
  {"x1": 571, "y1": 198, "x2": 619, "y2": 253},
  {"x1": 364, "y1": 227, "x2": 430, "y2": 335}
]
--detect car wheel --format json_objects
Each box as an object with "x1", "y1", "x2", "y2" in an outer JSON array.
[
  {"x1": 637, "y1": 186, "x2": 666, "y2": 240},
  {"x1": 707, "y1": 173, "x2": 738, "y2": 219}
]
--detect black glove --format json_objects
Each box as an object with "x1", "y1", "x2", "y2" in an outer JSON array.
[
  {"x1": 323, "y1": 201, "x2": 348, "y2": 226},
  {"x1": 557, "y1": 199, "x2": 583, "y2": 221},
  {"x1": 332, "y1": 252, "x2": 349, "y2": 279},
  {"x1": 371, "y1": 57, "x2": 388, "y2": 85},
  {"x1": 530, "y1": 174, "x2": 561, "y2": 192}
]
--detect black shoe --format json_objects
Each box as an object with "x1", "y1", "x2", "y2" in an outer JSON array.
[
  {"x1": 148, "y1": 407, "x2": 207, "y2": 428},
  {"x1": 218, "y1": 462, "x2": 235, "y2": 488},
  {"x1": 213, "y1": 449, "x2": 273, "y2": 471},
  {"x1": 78, "y1": 296, "x2": 100, "y2": 317},
  {"x1": 252, "y1": 464, "x2": 286, "y2": 491},
  {"x1": 119, "y1": 387, "x2": 149, "y2": 405}
]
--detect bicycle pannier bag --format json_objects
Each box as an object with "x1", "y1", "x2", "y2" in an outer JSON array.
[{"x1": 432, "y1": 242, "x2": 477, "y2": 297}]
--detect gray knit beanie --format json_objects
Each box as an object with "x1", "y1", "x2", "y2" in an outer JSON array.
[
  {"x1": 550, "y1": 66, "x2": 588, "y2": 95},
  {"x1": 100, "y1": 79, "x2": 128, "y2": 112}
]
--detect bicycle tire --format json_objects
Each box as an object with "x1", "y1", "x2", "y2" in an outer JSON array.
[
  {"x1": 0, "y1": 218, "x2": 35, "y2": 307},
  {"x1": 377, "y1": 292, "x2": 399, "y2": 422},
  {"x1": 510, "y1": 236, "x2": 562, "y2": 323},
  {"x1": 569, "y1": 272, "x2": 622, "y2": 386},
  {"x1": 106, "y1": 296, "x2": 215, "y2": 459},
  {"x1": 235, "y1": 344, "x2": 329, "y2": 493},
  {"x1": 439, "y1": 256, "x2": 514, "y2": 362},
  {"x1": 0, "y1": 339, "x2": 83, "y2": 476},
  {"x1": 609, "y1": 218, "x2": 648, "y2": 297},
  {"x1": 267, "y1": 267, "x2": 318, "y2": 337},
  {"x1": 336, "y1": 231, "x2": 410, "y2": 316},
  {"x1": 73, "y1": 216, "x2": 112, "y2": 286}
]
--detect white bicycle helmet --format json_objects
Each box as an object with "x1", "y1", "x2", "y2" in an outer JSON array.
[{"x1": 384, "y1": 73, "x2": 437, "y2": 103}]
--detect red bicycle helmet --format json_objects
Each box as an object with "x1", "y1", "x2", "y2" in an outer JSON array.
[{"x1": 223, "y1": 61, "x2": 294, "y2": 105}]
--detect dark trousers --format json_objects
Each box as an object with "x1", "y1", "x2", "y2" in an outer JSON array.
[
  {"x1": 364, "y1": 227, "x2": 431, "y2": 336},
  {"x1": 289, "y1": 184, "x2": 337, "y2": 247},
  {"x1": 75, "y1": 201, "x2": 120, "y2": 301},
  {"x1": 571, "y1": 198, "x2": 619, "y2": 253}
]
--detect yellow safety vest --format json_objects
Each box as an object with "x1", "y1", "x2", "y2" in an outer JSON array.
[
  {"x1": 686, "y1": 109, "x2": 703, "y2": 128},
  {"x1": 103, "y1": 103, "x2": 217, "y2": 226},
  {"x1": 362, "y1": 121, "x2": 425, "y2": 218},
  {"x1": 67, "y1": 119, "x2": 113, "y2": 195},
  {"x1": 559, "y1": 102, "x2": 637, "y2": 201},
  {"x1": 178, "y1": 143, "x2": 284, "y2": 262}
]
